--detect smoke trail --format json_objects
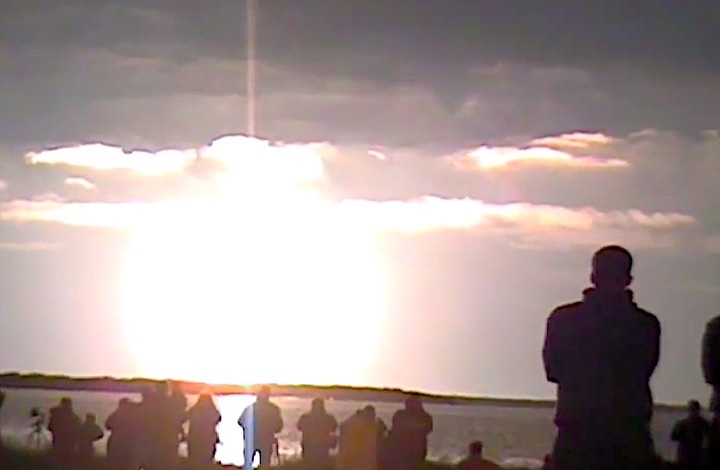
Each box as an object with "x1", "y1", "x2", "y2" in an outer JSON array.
[{"x1": 246, "y1": 0, "x2": 257, "y2": 137}]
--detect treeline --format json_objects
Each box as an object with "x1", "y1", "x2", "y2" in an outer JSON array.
[{"x1": 0, "y1": 372, "x2": 613, "y2": 409}]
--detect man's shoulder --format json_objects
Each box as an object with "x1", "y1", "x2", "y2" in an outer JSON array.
[
  {"x1": 634, "y1": 306, "x2": 661, "y2": 332},
  {"x1": 707, "y1": 315, "x2": 720, "y2": 329},
  {"x1": 548, "y1": 301, "x2": 585, "y2": 321}
]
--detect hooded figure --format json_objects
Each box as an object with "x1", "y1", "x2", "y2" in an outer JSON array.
[
  {"x1": 297, "y1": 398, "x2": 338, "y2": 468},
  {"x1": 185, "y1": 392, "x2": 222, "y2": 468},
  {"x1": 106, "y1": 398, "x2": 138, "y2": 470}
]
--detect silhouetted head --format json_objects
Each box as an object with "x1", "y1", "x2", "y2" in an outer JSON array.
[
  {"x1": 311, "y1": 398, "x2": 325, "y2": 413},
  {"x1": 362, "y1": 405, "x2": 376, "y2": 420},
  {"x1": 688, "y1": 400, "x2": 702, "y2": 417},
  {"x1": 198, "y1": 392, "x2": 213, "y2": 404},
  {"x1": 171, "y1": 382, "x2": 186, "y2": 396},
  {"x1": 156, "y1": 381, "x2": 169, "y2": 397},
  {"x1": 405, "y1": 395, "x2": 423, "y2": 412},
  {"x1": 469, "y1": 441, "x2": 483, "y2": 456},
  {"x1": 118, "y1": 398, "x2": 130, "y2": 408},
  {"x1": 257, "y1": 386, "x2": 271, "y2": 402},
  {"x1": 60, "y1": 397, "x2": 72, "y2": 409},
  {"x1": 86, "y1": 413, "x2": 96, "y2": 424},
  {"x1": 591, "y1": 245, "x2": 633, "y2": 293}
]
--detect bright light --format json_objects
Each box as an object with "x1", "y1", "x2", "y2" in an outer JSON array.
[{"x1": 119, "y1": 147, "x2": 387, "y2": 386}]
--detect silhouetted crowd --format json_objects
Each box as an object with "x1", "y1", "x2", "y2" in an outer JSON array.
[
  {"x1": 35, "y1": 382, "x2": 220, "y2": 470},
  {"x1": 7, "y1": 245, "x2": 720, "y2": 470}
]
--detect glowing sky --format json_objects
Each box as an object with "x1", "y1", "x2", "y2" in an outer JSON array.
[{"x1": 1, "y1": 1, "x2": 720, "y2": 405}]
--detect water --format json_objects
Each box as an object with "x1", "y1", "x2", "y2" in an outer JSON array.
[{"x1": 0, "y1": 388, "x2": 684, "y2": 468}]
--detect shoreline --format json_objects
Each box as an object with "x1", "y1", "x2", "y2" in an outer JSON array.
[{"x1": 0, "y1": 372, "x2": 684, "y2": 411}]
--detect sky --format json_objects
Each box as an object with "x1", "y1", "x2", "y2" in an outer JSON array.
[{"x1": 1, "y1": 0, "x2": 720, "y2": 405}]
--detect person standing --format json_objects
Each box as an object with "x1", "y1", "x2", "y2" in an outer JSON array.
[
  {"x1": 542, "y1": 245, "x2": 661, "y2": 470},
  {"x1": 238, "y1": 386, "x2": 284, "y2": 469},
  {"x1": 671, "y1": 400, "x2": 709, "y2": 469},
  {"x1": 185, "y1": 392, "x2": 222, "y2": 469},
  {"x1": 297, "y1": 398, "x2": 338, "y2": 468}
]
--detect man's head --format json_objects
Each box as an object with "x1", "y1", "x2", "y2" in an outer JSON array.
[
  {"x1": 688, "y1": 399, "x2": 702, "y2": 417},
  {"x1": 257, "y1": 385, "x2": 271, "y2": 402},
  {"x1": 469, "y1": 441, "x2": 483, "y2": 457},
  {"x1": 405, "y1": 394, "x2": 423, "y2": 412},
  {"x1": 590, "y1": 245, "x2": 633, "y2": 292},
  {"x1": 86, "y1": 413, "x2": 96, "y2": 424},
  {"x1": 311, "y1": 398, "x2": 325, "y2": 413}
]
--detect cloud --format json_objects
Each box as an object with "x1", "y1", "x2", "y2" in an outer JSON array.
[
  {"x1": 0, "y1": 180, "x2": 6, "y2": 190},
  {"x1": 449, "y1": 144, "x2": 628, "y2": 171},
  {"x1": 1, "y1": 194, "x2": 696, "y2": 250},
  {"x1": 27, "y1": 144, "x2": 197, "y2": 176},
  {"x1": 0, "y1": 241, "x2": 61, "y2": 251},
  {"x1": 24, "y1": 136, "x2": 330, "y2": 185},
  {"x1": 1, "y1": 131, "x2": 706, "y2": 251},
  {"x1": 529, "y1": 132, "x2": 617, "y2": 149},
  {"x1": 0, "y1": 198, "x2": 159, "y2": 230},
  {"x1": 65, "y1": 177, "x2": 96, "y2": 190}
]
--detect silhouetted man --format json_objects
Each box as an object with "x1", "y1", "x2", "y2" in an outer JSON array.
[
  {"x1": 386, "y1": 396, "x2": 433, "y2": 470},
  {"x1": 543, "y1": 245, "x2": 661, "y2": 470},
  {"x1": 0, "y1": 390, "x2": 5, "y2": 452},
  {"x1": 185, "y1": 392, "x2": 222, "y2": 469},
  {"x1": 456, "y1": 441, "x2": 502, "y2": 470},
  {"x1": 77, "y1": 413, "x2": 104, "y2": 468},
  {"x1": 48, "y1": 397, "x2": 81, "y2": 468},
  {"x1": 702, "y1": 315, "x2": 720, "y2": 412},
  {"x1": 702, "y1": 314, "x2": 720, "y2": 466},
  {"x1": 238, "y1": 386, "x2": 284, "y2": 469},
  {"x1": 297, "y1": 398, "x2": 338, "y2": 468},
  {"x1": 671, "y1": 400, "x2": 708, "y2": 469},
  {"x1": 339, "y1": 405, "x2": 385, "y2": 470},
  {"x1": 106, "y1": 398, "x2": 138, "y2": 470}
]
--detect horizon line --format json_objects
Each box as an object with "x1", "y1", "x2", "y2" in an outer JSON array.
[{"x1": 0, "y1": 371, "x2": 687, "y2": 409}]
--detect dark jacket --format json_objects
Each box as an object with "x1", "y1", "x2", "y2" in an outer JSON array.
[
  {"x1": 703, "y1": 316, "x2": 720, "y2": 386},
  {"x1": 543, "y1": 288, "x2": 661, "y2": 427},
  {"x1": 703, "y1": 316, "x2": 720, "y2": 411}
]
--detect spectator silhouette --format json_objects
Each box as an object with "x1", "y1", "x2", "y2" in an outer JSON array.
[
  {"x1": 185, "y1": 391, "x2": 221, "y2": 469},
  {"x1": 297, "y1": 398, "x2": 338, "y2": 468},
  {"x1": 105, "y1": 397, "x2": 138, "y2": 470},
  {"x1": 238, "y1": 386, "x2": 284, "y2": 469},
  {"x1": 77, "y1": 413, "x2": 104, "y2": 468},
  {"x1": 702, "y1": 314, "x2": 720, "y2": 466},
  {"x1": 158, "y1": 382, "x2": 187, "y2": 469},
  {"x1": 0, "y1": 390, "x2": 5, "y2": 454},
  {"x1": 542, "y1": 245, "x2": 661, "y2": 470},
  {"x1": 339, "y1": 406, "x2": 385, "y2": 470},
  {"x1": 47, "y1": 397, "x2": 81, "y2": 468},
  {"x1": 456, "y1": 441, "x2": 502, "y2": 470},
  {"x1": 671, "y1": 400, "x2": 708, "y2": 469},
  {"x1": 702, "y1": 315, "x2": 720, "y2": 412},
  {"x1": 386, "y1": 395, "x2": 433, "y2": 470},
  {"x1": 137, "y1": 385, "x2": 165, "y2": 470}
]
